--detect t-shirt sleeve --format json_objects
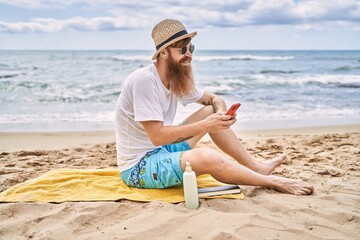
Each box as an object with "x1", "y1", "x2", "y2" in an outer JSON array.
[
  {"x1": 179, "y1": 86, "x2": 204, "y2": 106},
  {"x1": 133, "y1": 75, "x2": 164, "y2": 122}
]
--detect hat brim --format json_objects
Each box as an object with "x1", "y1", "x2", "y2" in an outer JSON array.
[{"x1": 152, "y1": 31, "x2": 197, "y2": 61}]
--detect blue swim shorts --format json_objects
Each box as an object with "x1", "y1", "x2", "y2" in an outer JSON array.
[{"x1": 120, "y1": 141, "x2": 192, "y2": 189}]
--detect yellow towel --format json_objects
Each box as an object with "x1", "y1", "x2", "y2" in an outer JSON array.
[{"x1": 0, "y1": 168, "x2": 244, "y2": 203}]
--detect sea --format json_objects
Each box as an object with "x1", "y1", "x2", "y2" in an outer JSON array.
[{"x1": 0, "y1": 50, "x2": 359, "y2": 132}]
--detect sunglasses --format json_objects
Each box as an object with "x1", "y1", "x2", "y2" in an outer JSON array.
[{"x1": 174, "y1": 44, "x2": 195, "y2": 54}]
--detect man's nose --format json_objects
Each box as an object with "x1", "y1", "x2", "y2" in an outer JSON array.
[{"x1": 184, "y1": 48, "x2": 192, "y2": 57}]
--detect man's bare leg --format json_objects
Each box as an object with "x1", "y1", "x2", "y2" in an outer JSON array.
[
  {"x1": 181, "y1": 147, "x2": 314, "y2": 195},
  {"x1": 184, "y1": 106, "x2": 286, "y2": 175},
  {"x1": 209, "y1": 129, "x2": 286, "y2": 175}
]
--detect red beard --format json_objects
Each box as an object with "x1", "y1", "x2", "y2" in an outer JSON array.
[{"x1": 165, "y1": 52, "x2": 195, "y2": 98}]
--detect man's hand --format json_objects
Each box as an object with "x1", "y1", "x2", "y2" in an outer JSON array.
[{"x1": 201, "y1": 112, "x2": 236, "y2": 134}]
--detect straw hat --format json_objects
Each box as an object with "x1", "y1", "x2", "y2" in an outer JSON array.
[{"x1": 151, "y1": 19, "x2": 197, "y2": 60}]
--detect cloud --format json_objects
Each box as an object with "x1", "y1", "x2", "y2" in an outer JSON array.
[
  {"x1": 0, "y1": 0, "x2": 359, "y2": 33},
  {"x1": 0, "y1": 0, "x2": 70, "y2": 9},
  {"x1": 0, "y1": 17, "x2": 148, "y2": 33}
]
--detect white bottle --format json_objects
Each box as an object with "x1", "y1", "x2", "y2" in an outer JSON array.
[{"x1": 183, "y1": 162, "x2": 199, "y2": 210}]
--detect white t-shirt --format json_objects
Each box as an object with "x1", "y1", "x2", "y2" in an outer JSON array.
[{"x1": 115, "y1": 63, "x2": 204, "y2": 172}]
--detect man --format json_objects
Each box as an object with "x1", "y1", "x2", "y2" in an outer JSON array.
[{"x1": 115, "y1": 19, "x2": 313, "y2": 195}]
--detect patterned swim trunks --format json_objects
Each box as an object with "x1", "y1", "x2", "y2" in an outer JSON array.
[{"x1": 120, "y1": 141, "x2": 192, "y2": 189}]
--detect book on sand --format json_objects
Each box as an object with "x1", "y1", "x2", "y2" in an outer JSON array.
[{"x1": 198, "y1": 185, "x2": 241, "y2": 197}]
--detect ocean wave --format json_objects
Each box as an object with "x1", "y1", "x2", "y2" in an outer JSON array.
[
  {"x1": 0, "y1": 111, "x2": 114, "y2": 123},
  {"x1": 37, "y1": 90, "x2": 120, "y2": 103},
  {"x1": 252, "y1": 74, "x2": 360, "y2": 86},
  {"x1": 0, "y1": 74, "x2": 18, "y2": 79},
  {"x1": 202, "y1": 84, "x2": 234, "y2": 95},
  {"x1": 333, "y1": 66, "x2": 360, "y2": 72},
  {"x1": 0, "y1": 63, "x2": 10, "y2": 68},
  {"x1": 0, "y1": 80, "x2": 120, "y2": 103},
  {"x1": 0, "y1": 69, "x2": 26, "y2": 79},
  {"x1": 260, "y1": 70, "x2": 300, "y2": 74},
  {"x1": 110, "y1": 55, "x2": 151, "y2": 62},
  {"x1": 337, "y1": 83, "x2": 360, "y2": 88},
  {"x1": 195, "y1": 55, "x2": 294, "y2": 62},
  {"x1": 200, "y1": 74, "x2": 360, "y2": 90},
  {"x1": 195, "y1": 74, "x2": 360, "y2": 96}
]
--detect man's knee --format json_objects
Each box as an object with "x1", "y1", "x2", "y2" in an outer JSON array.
[
  {"x1": 195, "y1": 147, "x2": 226, "y2": 169},
  {"x1": 202, "y1": 105, "x2": 215, "y2": 115}
]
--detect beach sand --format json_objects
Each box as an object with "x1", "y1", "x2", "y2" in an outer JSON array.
[{"x1": 0, "y1": 125, "x2": 359, "y2": 239}]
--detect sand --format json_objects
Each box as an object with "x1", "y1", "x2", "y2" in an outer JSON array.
[{"x1": 0, "y1": 125, "x2": 359, "y2": 239}]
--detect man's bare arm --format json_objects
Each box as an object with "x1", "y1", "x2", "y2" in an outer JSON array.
[
  {"x1": 197, "y1": 91, "x2": 227, "y2": 113},
  {"x1": 140, "y1": 121, "x2": 205, "y2": 146},
  {"x1": 140, "y1": 113, "x2": 234, "y2": 146}
]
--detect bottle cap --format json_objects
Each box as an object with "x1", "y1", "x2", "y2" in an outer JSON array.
[{"x1": 186, "y1": 162, "x2": 192, "y2": 172}]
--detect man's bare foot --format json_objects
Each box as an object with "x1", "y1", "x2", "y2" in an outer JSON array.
[
  {"x1": 269, "y1": 175, "x2": 314, "y2": 195},
  {"x1": 255, "y1": 153, "x2": 287, "y2": 175}
]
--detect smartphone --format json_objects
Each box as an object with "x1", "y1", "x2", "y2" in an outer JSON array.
[{"x1": 225, "y1": 103, "x2": 241, "y2": 115}]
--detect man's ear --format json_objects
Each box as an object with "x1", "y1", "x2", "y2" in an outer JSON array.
[{"x1": 160, "y1": 49, "x2": 167, "y2": 59}]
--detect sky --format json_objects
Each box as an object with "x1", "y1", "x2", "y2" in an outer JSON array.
[{"x1": 0, "y1": 0, "x2": 359, "y2": 50}]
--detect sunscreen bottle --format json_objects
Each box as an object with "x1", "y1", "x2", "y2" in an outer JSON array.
[{"x1": 183, "y1": 162, "x2": 199, "y2": 210}]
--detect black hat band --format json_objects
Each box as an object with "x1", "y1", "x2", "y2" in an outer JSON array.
[{"x1": 155, "y1": 30, "x2": 188, "y2": 50}]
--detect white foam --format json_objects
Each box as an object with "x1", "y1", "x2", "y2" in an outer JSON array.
[
  {"x1": 252, "y1": 74, "x2": 360, "y2": 85},
  {"x1": 110, "y1": 55, "x2": 150, "y2": 62},
  {"x1": 0, "y1": 111, "x2": 115, "y2": 123},
  {"x1": 194, "y1": 55, "x2": 294, "y2": 62},
  {"x1": 203, "y1": 84, "x2": 234, "y2": 93}
]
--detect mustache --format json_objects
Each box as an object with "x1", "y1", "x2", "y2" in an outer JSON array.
[{"x1": 180, "y1": 56, "x2": 192, "y2": 63}]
